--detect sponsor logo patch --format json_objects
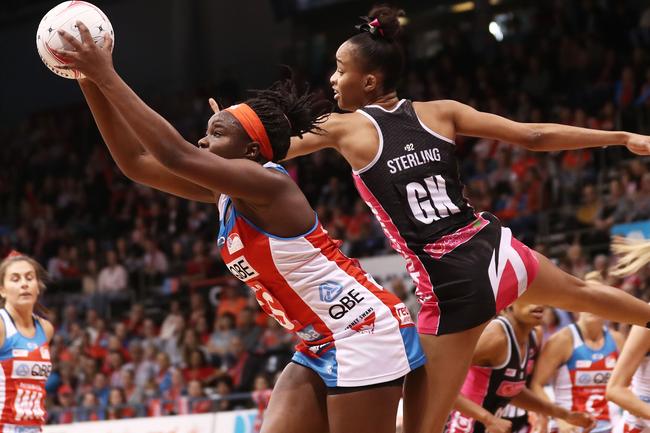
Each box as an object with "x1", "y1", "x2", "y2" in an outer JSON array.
[
  {"x1": 226, "y1": 257, "x2": 259, "y2": 282},
  {"x1": 576, "y1": 360, "x2": 592, "y2": 369},
  {"x1": 394, "y1": 303, "x2": 414, "y2": 326},
  {"x1": 576, "y1": 370, "x2": 611, "y2": 386},
  {"x1": 227, "y1": 233, "x2": 244, "y2": 254},
  {"x1": 12, "y1": 349, "x2": 28, "y2": 358},
  {"x1": 319, "y1": 281, "x2": 343, "y2": 303},
  {"x1": 12, "y1": 361, "x2": 51, "y2": 380}
]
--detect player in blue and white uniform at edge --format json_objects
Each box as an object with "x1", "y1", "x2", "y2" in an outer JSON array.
[
  {"x1": 54, "y1": 22, "x2": 425, "y2": 433},
  {"x1": 607, "y1": 238, "x2": 650, "y2": 433},
  {"x1": 531, "y1": 271, "x2": 625, "y2": 433},
  {"x1": 284, "y1": 5, "x2": 650, "y2": 433},
  {"x1": 0, "y1": 252, "x2": 54, "y2": 433}
]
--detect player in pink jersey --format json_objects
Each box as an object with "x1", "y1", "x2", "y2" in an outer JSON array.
[
  {"x1": 447, "y1": 300, "x2": 593, "y2": 433},
  {"x1": 282, "y1": 6, "x2": 650, "y2": 433},
  {"x1": 606, "y1": 238, "x2": 650, "y2": 433},
  {"x1": 531, "y1": 305, "x2": 625, "y2": 433},
  {"x1": 57, "y1": 23, "x2": 425, "y2": 433},
  {"x1": 0, "y1": 253, "x2": 54, "y2": 432}
]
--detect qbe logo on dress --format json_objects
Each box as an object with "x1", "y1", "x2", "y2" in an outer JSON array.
[
  {"x1": 12, "y1": 361, "x2": 52, "y2": 380},
  {"x1": 226, "y1": 257, "x2": 259, "y2": 282}
]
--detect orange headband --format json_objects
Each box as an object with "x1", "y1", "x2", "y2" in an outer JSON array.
[{"x1": 225, "y1": 104, "x2": 274, "y2": 161}]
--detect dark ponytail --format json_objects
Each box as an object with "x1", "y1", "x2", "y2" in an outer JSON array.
[
  {"x1": 347, "y1": 5, "x2": 406, "y2": 92},
  {"x1": 245, "y1": 79, "x2": 332, "y2": 161}
]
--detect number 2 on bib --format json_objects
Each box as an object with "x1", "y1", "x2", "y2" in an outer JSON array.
[{"x1": 406, "y1": 175, "x2": 460, "y2": 224}]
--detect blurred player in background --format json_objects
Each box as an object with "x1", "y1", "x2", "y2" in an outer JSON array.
[
  {"x1": 446, "y1": 299, "x2": 594, "y2": 433},
  {"x1": 0, "y1": 252, "x2": 54, "y2": 432}
]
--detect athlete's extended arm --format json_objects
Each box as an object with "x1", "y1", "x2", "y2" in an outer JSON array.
[
  {"x1": 530, "y1": 329, "x2": 572, "y2": 403},
  {"x1": 606, "y1": 326, "x2": 650, "y2": 419},
  {"x1": 58, "y1": 25, "x2": 286, "y2": 204},
  {"x1": 78, "y1": 79, "x2": 214, "y2": 203},
  {"x1": 435, "y1": 100, "x2": 650, "y2": 154},
  {"x1": 453, "y1": 395, "x2": 512, "y2": 433},
  {"x1": 510, "y1": 388, "x2": 595, "y2": 431},
  {"x1": 285, "y1": 113, "x2": 345, "y2": 159}
]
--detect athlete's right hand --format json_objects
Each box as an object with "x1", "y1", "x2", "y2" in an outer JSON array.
[
  {"x1": 485, "y1": 415, "x2": 512, "y2": 433},
  {"x1": 564, "y1": 411, "x2": 596, "y2": 432}
]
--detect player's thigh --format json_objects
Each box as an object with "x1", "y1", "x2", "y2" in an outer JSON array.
[
  {"x1": 260, "y1": 362, "x2": 329, "y2": 433},
  {"x1": 327, "y1": 379, "x2": 404, "y2": 433}
]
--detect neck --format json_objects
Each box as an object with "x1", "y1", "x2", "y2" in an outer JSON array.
[
  {"x1": 577, "y1": 319, "x2": 603, "y2": 341},
  {"x1": 504, "y1": 313, "x2": 534, "y2": 346},
  {"x1": 366, "y1": 91, "x2": 400, "y2": 108},
  {"x1": 5, "y1": 304, "x2": 34, "y2": 329}
]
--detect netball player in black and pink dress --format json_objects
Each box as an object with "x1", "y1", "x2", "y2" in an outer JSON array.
[{"x1": 283, "y1": 6, "x2": 650, "y2": 433}]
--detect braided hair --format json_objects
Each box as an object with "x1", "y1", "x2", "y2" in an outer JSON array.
[{"x1": 244, "y1": 79, "x2": 332, "y2": 162}]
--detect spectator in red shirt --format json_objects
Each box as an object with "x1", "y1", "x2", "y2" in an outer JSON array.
[{"x1": 182, "y1": 349, "x2": 218, "y2": 385}]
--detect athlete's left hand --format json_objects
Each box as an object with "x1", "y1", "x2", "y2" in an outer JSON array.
[
  {"x1": 626, "y1": 133, "x2": 650, "y2": 156},
  {"x1": 564, "y1": 411, "x2": 596, "y2": 432},
  {"x1": 54, "y1": 21, "x2": 115, "y2": 83}
]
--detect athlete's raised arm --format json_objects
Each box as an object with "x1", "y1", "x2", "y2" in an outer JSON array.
[
  {"x1": 78, "y1": 79, "x2": 215, "y2": 203},
  {"x1": 57, "y1": 24, "x2": 286, "y2": 204},
  {"x1": 606, "y1": 326, "x2": 650, "y2": 419},
  {"x1": 430, "y1": 99, "x2": 650, "y2": 154}
]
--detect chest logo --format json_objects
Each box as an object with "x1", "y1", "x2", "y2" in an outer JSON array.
[
  {"x1": 227, "y1": 233, "x2": 244, "y2": 254},
  {"x1": 12, "y1": 349, "x2": 28, "y2": 358},
  {"x1": 226, "y1": 257, "x2": 259, "y2": 282}
]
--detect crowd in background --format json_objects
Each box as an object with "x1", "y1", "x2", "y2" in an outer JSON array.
[{"x1": 1, "y1": 0, "x2": 650, "y2": 424}]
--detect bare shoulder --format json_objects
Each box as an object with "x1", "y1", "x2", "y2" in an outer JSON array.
[
  {"x1": 37, "y1": 318, "x2": 55, "y2": 343},
  {"x1": 411, "y1": 100, "x2": 457, "y2": 141},
  {"x1": 543, "y1": 326, "x2": 573, "y2": 356},
  {"x1": 474, "y1": 320, "x2": 509, "y2": 366},
  {"x1": 610, "y1": 329, "x2": 627, "y2": 351},
  {"x1": 323, "y1": 112, "x2": 371, "y2": 136}
]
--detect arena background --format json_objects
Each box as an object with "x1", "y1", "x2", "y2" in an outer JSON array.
[{"x1": 1, "y1": 0, "x2": 650, "y2": 431}]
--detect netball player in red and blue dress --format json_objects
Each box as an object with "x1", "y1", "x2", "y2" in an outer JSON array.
[
  {"x1": 0, "y1": 253, "x2": 54, "y2": 432},
  {"x1": 531, "y1": 309, "x2": 624, "y2": 433},
  {"x1": 284, "y1": 6, "x2": 650, "y2": 433},
  {"x1": 447, "y1": 299, "x2": 594, "y2": 433},
  {"x1": 56, "y1": 23, "x2": 425, "y2": 433}
]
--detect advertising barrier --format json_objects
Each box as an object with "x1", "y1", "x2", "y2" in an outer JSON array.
[{"x1": 43, "y1": 409, "x2": 258, "y2": 433}]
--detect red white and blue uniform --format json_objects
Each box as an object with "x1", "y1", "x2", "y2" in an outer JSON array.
[
  {"x1": 353, "y1": 100, "x2": 539, "y2": 335},
  {"x1": 0, "y1": 309, "x2": 51, "y2": 432},
  {"x1": 551, "y1": 324, "x2": 619, "y2": 433},
  {"x1": 613, "y1": 353, "x2": 650, "y2": 433},
  {"x1": 217, "y1": 163, "x2": 425, "y2": 387},
  {"x1": 446, "y1": 316, "x2": 539, "y2": 433}
]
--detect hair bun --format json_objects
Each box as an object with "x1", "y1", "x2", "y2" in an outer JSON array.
[{"x1": 367, "y1": 5, "x2": 405, "y2": 41}]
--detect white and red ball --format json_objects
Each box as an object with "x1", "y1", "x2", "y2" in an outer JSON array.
[{"x1": 36, "y1": 1, "x2": 114, "y2": 79}]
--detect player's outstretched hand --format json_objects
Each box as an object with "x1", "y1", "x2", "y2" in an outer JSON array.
[
  {"x1": 626, "y1": 133, "x2": 650, "y2": 156},
  {"x1": 54, "y1": 21, "x2": 114, "y2": 83},
  {"x1": 564, "y1": 411, "x2": 596, "y2": 432},
  {"x1": 485, "y1": 415, "x2": 512, "y2": 433}
]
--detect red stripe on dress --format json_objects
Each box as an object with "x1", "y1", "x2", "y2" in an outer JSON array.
[
  {"x1": 352, "y1": 173, "x2": 439, "y2": 333},
  {"x1": 304, "y1": 226, "x2": 407, "y2": 325},
  {"x1": 227, "y1": 220, "x2": 334, "y2": 348}
]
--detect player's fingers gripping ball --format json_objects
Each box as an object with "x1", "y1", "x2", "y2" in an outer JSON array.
[{"x1": 36, "y1": 1, "x2": 114, "y2": 79}]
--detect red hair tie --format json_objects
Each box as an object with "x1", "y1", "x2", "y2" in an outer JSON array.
[
  {"x1": 6, "y1": 250, "x2": 22, "y2": 258},
  {"x1": 225, "y1": 104, "x2": 274, "y2": 161}
]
